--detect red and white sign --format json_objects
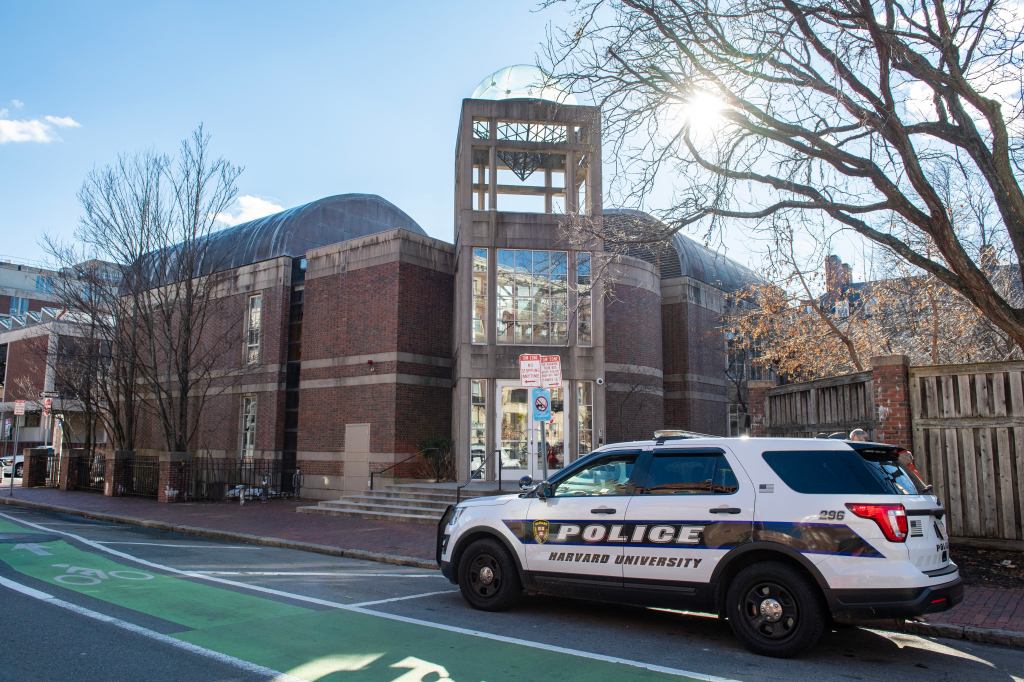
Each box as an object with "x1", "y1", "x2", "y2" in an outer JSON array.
[
  {"x1": 43, "y1": 398, "x2": 53, "y2": 416},
  {"x1": 519, "y1": 354, "x2": 542, "y2": 387},
  {"x1": 539, "y1": 354, "x2": 562, "y2": 388},
  {"x1": 519, "y1": 354, "x2": 561, "y2": 388},
  {"x1": 13, "y1": 400, "x2": 26, "y2": 416}
]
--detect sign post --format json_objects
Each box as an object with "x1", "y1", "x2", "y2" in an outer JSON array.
[
  {"x1": 532, "y1": 388, "x2": 552, "y2": 479},
  {"x1": 10, "y1": 400, "x2": 25, "y2": 494},
  {"x1": 520, "y1": 354, "x2": 562, "y2": 481}
]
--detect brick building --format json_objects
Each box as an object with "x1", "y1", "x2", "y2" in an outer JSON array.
[{"x1": 128, "y1": 66, "x2": 758, "y2": 499}]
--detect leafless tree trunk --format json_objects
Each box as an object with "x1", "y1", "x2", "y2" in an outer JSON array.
[{"x1": 545, "y1": 0, "x2": 1024, "y2": 347}]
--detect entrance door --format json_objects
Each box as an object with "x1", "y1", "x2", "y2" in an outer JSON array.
[{"x1": 497, "y1": 380, "x2": 566, "y2": 480}]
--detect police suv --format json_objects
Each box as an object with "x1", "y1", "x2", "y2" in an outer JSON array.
[{"x1": 437, "y1": 436, "x2": 962, "y2": 657}]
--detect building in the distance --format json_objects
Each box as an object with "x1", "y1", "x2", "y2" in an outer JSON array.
[{"x1": 126, "y1": 66, "x2": 759, "y2": 499}]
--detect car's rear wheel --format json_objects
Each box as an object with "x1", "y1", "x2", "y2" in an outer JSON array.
[
  {"x1": 14, "y1": 463, "x2": 22, "y2": 478},
  {"x1": 725, "y1": 561, "x2": 825, "y2": 657},
  {"x1": 457, "y1": 538, "x2": 522, "y2": 611}
]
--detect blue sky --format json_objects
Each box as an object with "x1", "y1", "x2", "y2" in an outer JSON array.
[{"x1": 0, "y1": 0, "x2": 582, "y2": 262}]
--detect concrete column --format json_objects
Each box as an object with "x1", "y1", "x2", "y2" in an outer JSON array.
[
  {"x1": 747, "y1": 380, "x2": 777, "y2": 437},
  {"x1": 871, "y1": 354, "x2": 912, "y2": 450}
]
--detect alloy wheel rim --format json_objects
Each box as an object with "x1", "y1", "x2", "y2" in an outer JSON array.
[{"x1": 469, "y1": 553, "x2": 501, "y2": 598}]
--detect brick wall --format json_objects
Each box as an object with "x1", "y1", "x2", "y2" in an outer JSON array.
[
  {"x1": 4, "y1": 335, "x2": 48, "y2": 401},
  {"x1": 871, "y1": 354, "x2": 912, "y2": 450},
  {"x1": 605, "y1": 283, "x2": 663, "y2": 442},
  {"x1": 661, "y1": 299, "x2": 729, "y2": 435}
]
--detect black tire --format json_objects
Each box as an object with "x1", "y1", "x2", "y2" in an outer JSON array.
[
  {"x1": 457, "y1": 538, "x2": 522, "y2": 611},
  {"x1": 725, "y1": 561, "x2": 826, "y2": 658},
  {"x1": 14, "y1": 463, "x2": 22, "y2": 478}
]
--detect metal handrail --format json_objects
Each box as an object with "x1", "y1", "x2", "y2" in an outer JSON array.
[
  {"x1": 457, "y1": 448, "x2": 502, "y2": 504},
  {"x1": 369, "y1": 447, "x2": 440, "y2": 490}
]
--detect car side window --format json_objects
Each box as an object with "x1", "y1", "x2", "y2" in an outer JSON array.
[
  {"x1": 552, "y1": 453, "x2": 638, "y2": 497},
  {"x1": 638, "y1": 452, "x2": 739, "y2": 495}
]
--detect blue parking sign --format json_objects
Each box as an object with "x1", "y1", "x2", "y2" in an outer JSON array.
[{"x1": 531, "y1": 388, "x2": 551, "y2": 422}]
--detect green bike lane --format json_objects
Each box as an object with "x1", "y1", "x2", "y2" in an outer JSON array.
[{"x1": 0, "y1": 516, "x2": 715, "y2": 681}]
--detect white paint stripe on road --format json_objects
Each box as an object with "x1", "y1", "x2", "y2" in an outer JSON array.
[
  {"x1": 349, "y1": 589, "x2": 458, "y2": 607},
  {"x1": 0, "y1": 511, "x2": 740, "y2": 682},
  {"x1": 193, "y1": 571, "x2": 441, "y2": 577},
  {"x1": 0, "y1": 575, "x2": 299, "y2": 682}
]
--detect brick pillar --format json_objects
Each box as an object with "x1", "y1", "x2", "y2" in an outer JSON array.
[
  {"x1": 59, "y1": 447, "x2": 84, "y2": 491},
  {"x1": 105, "y1": 450, "x2": 133, "y2": 497},
  {"x1": 871, "y1": 354, "x2": 912, "y2": 450},
  {"x1": 21, "y1": 447, "x2": 49, "y2": 487},
  {"x1": 158, "y1": 451, "x2": 192, "y2": 503},
  {"x1": 747, "y1": 380, "x2": 776, "y2": 437}
]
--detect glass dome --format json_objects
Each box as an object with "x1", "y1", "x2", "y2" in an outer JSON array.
[{"x1": 470, "y1": 65, "x2": 577, "y2": 105}]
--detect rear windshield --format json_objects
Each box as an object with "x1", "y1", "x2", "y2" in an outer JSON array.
[{"x1": 762, "y1": 448, "x2": 924, "y2": 495}]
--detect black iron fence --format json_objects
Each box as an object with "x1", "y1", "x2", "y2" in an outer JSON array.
[
  {"x1": 70, "y1": 452, "x2": 106, "y2": 493},
  {"x1": 119, "y1": 455, "x2": 159, "y2": 497},
  {"x1": 44, "y1": 450, "x2": 59, "y2": 487},
  {"x1": 188, "y1": 458, "x2": 293, "y2": 502}
]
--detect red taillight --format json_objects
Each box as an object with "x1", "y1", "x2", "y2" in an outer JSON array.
[{"x1": 846, "y1": 503, "x2": 908, "y2": 542}]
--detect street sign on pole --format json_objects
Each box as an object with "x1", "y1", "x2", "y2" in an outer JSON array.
[
  {"x1": 540, "y1": 355, "x2": 561, "y2": 388},
  {"x1": 518, "y1": 354, "x2": 542, "y2": 387},
  {"x1": 531, "y1": 388, "x2": 551, "y2": 422},
  {"x1": 13, "y1": 401, "x2": 25, "y2": 416}
]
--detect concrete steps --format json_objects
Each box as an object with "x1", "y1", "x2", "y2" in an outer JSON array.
[{"x1": 297, "y1": 482, "x2": 511, "y2": 524}]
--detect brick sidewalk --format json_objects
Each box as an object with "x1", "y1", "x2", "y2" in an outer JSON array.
[{"x1": 0, "y1": 487, "x2": 1020, "y2": 646}]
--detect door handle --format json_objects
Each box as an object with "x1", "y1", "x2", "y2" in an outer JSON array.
[
  {"x1": 709, "y1": 507, "x2": 742, "y2": 514},
  {"x1": 591, "y1": 507, "x2": 617, "y2": 514}
]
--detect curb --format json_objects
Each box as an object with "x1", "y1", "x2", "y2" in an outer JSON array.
[
  {"x1": 895, "y1": 619, "x2": 1024, "y2": 649},
  {"x1": 0, "y1": 495, "x2": 437, "y2": 570}
]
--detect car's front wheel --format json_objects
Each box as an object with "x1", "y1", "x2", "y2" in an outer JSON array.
[
  {"x1": 457, "y1": 538, "x2": 522, "y2": 611},
  {"x1": 725, "y1": 561, "x2": 826, "y2": 658}
]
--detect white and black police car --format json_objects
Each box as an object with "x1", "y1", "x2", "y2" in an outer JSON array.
[{"x1": 437, "y1": 435, "x2": 962, "y2": 657}]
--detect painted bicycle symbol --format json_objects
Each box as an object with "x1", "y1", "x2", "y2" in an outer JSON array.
[{"x1": 50, "y1": 563, "x2": 154, "y2": 586}]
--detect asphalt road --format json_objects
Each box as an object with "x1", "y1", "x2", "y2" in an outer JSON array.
[{"x1": 0, "y1": 507, "x2": 1020, "y2": 682}]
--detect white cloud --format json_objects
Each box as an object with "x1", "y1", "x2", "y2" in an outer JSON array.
[
  {"x1": 44, "y1": 115, "x2": 80, "y2": 128},
  {"x1": 0, "y1": 107, "x2": 82, "y2": 144},
  {"x1": 214, "y1": 195, "x2": 285, "y2": 226}
]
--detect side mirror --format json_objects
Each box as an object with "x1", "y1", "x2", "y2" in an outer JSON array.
[
  {"x1": 518, "y1": 475, "x2": 534, "y2": 492},
  {"x1": 537, "y1": 482, "x2": 555, "y2": 500}
]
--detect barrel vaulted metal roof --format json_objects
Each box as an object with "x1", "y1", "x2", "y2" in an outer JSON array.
[
  {"x1": 196, "y1": 193, "x2": 426, "y2": 275},
  {"x1": 604, "y1": 209, "x2": 761, "y2": 292}
]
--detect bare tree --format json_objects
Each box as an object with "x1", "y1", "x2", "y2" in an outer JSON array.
[
  {"x1": 545, "y1": 0, "x2": 1024, "y2": 347},
  {"x1": 46, "y1": 126, "x2": 242, "y2": 455}
]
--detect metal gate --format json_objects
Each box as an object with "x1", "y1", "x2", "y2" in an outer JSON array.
[{"x1": 71, "y1": 452, "x2": 106, "y2": 493}]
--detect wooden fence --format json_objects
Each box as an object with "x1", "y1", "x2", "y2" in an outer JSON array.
[
  {"x1": 764, "y1": 371, "x2": 875, "y2": 439},
  {"x1": 760, "y1": 358, "x2": 1024, "y2": 542},
  {"x1": 910, "y1": 362, "x2": 1024, "y2": 541}
]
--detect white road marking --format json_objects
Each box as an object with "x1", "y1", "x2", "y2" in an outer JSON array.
[
  {"x1": 0, "y1": 511, "x2": 739, "y2": 682},
  {"x1": 0, "y1": 575, "x2": 298, "y2": 681},
  {"x1": 349, "y1": 589, "x2": 458, "y2": 607},
  {"x1": 194, "y1": 571, "x2": 441, "y2": 578},
  {"x1": 98, "y1": 542, "x2": 261, "y2": 549}
]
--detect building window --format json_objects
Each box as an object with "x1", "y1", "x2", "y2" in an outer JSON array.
[
  {"x1": 496, "y1": 249, "x2": 568, "y2": 345},
  {"x1": 836, "y1": 299, "x2": 850, "y2": 319},
  {"x1": 34, "y1": 275, "x2": 53, "y2": 293},
  {"x1": 240, "y1": 396, "x2": 257, "y2": 459},
  {"x1": 577, "y1": 381, "x2": 594, "y2": 456},
  {"x1": 472, "y1": 248, "x2": 488, "y2": 344},
  {"x1": 470, "y1": 379, "x2": 487, "y2": 476},
  {"x1": 9, "y1": 297, "x2": 28, "y2": 318},
  {"x1": 245, "y1": 294, "x2": 262, "y2": 365},
  {"x1": 728, "y1": 403, "x2": 746, "y2": 437},
  {"x1": 576, "y1": 252, "x2": 592, "y2": 346}
]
